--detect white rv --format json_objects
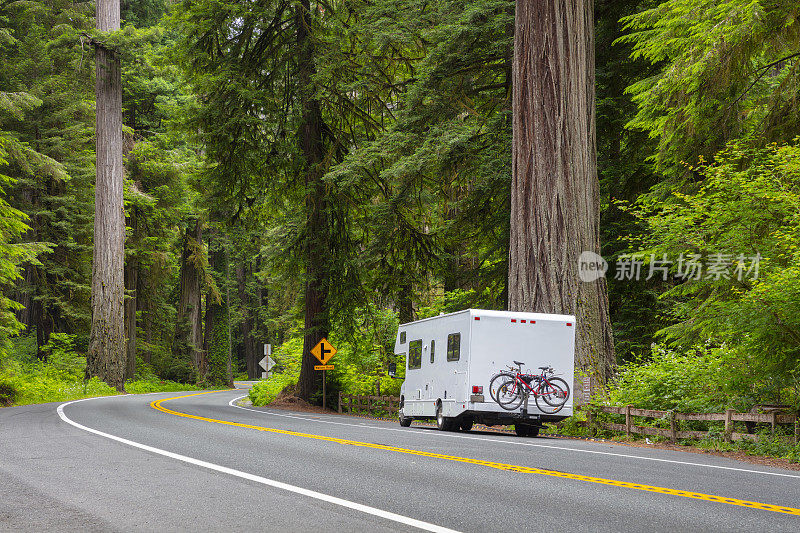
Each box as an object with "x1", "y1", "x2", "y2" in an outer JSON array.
[{"x1": 394, "y1": 309, "x2": 575, "y2": 437}]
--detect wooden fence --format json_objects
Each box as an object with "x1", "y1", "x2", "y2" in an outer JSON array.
[
  {"x1": 338, "y1": 393, "x2": 401, "y2": 416},
  {"x1": 587, "y1": 405, "x2": 799, "y2": 444}
]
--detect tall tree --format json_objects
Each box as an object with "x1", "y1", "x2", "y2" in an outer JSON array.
[
  {"x1": 507, "y1": 0, "x2": 614, "y2": 379},
  {"x1": 296, "y1": 0, "x2": 330, "y2": 401},
  {"x1": 86, "y1": 0, "x2": 125, "y2": 390},
  {"x1": 173, "y1": 217, "x2": 205, "y2": 373}
]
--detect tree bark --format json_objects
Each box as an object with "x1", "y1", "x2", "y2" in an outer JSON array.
[
  {"x1": 296, "y1": 0, "x2": 329, "y2": 402},
  {"x1": 174, "y1": 217, "x2": 204, "y2": 372},
  {"x1": 508, "y1": 0, "x2": 615, "y2": 379},
  {"x1": 236, "y1": 263, "x2": 258, "y2": 379},
  {"x1": 87, "y1": 0, "x2": 125, "y2": 391}
]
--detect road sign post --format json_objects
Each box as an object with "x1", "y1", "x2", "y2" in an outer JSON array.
[
  {"x1": 311, "y1": 338, "x2": 337, "y2": 411},
  {"x1": 259, "y1": 353, "x2": 275, "y2": 379}
]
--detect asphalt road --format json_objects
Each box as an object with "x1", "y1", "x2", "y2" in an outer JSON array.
[{"x1": 2, "y1": 387, "x2": 799, "y2": 532}]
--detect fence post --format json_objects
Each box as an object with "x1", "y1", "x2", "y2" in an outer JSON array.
[
  {"x1": 368, "y1": 396, "x2": 372, "y2": 415},
  {"x1": 349, "y1": 394, "x2": 353, "y2": 414},
  {"x1": 770, "y1": 411, "x2": 777, "y2": 437},
  {"x1": 338, "y1": 391, "x2": 342, "y2": 414},
  {"x1": 669, "y1": 411, "x2": 677, "y2": 443},
  {"x1": 625, "y1": 405, "x2": 632, "y2": 437},
  {"x1": 724, "y1": 409, "x2": 734, "y2": 442}
]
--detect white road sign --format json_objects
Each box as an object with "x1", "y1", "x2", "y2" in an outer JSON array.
[{"x1": 259, "y1": 356, "x2": 275, "y2": 372}]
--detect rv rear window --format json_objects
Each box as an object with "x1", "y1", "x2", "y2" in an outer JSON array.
[
  {"x1": 408, "y1": 340, "x2": 422, "y2": 369},
  {"x1": 447, "y1": 333, "x2": 461, "y2": 361},
  {"x1": 430, "y1": 340, "x2": 435, "y2": 363},
  {"x1": 400, "y1": 331, "x2": 406, "y2": 344}
]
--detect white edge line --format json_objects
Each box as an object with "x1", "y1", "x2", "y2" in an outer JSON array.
[
  {"x1": 57, "y1": 395, "x2": 460, "y2": 533},
  {"x1": 228, "y1": 396, "x2": 800, "y2": 480}
]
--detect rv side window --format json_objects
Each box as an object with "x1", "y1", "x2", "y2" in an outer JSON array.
[
  {"x1": 400, "y1": 331, "x2": 406, "y2": 344},
  {"x1": 447, "y1": 333, "x2": 461, "y2": 361},
  {"x1": 430, "y1": 340, "x2": 435, "y2": 363},
  {"x1": 408, "y1": 340, "x2": 422, "y2": 369}
]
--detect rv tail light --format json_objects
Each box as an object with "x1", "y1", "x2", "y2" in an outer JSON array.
[
  {"x1": 474, "y1": 317, "x2": 480, "y2": 321},
  {"x1": 530, "y1": 320, "x2": 536, "y2": 324},
  {"x1": 566, "y1": 322, "x2": 573, "y2": 326},
  {"x1": 521, "y1": 319, "x2": 526, "y2": 323},
  {"x1": 511, "y1": 319, "x2": 517, "y2": 323},
  {"x1": 472, "y1": 385, "x2": 483, "y2": 394}
]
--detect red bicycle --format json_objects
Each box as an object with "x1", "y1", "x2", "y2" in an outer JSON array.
[{"x1": 491, "y1": 361, "x2": 570, "y2": 414}]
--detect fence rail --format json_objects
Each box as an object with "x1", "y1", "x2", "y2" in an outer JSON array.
[
  {"x1": 338, "y1": 393, "x2": 401, "y2": 416},
  {"x1": 587, "y1": 405, "x2": 799, "y2": 444}
]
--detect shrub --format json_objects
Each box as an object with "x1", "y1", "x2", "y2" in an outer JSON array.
[
  {"x1": 0, "y1": 379, "x2": 18, "y2": 406},
  {"x1": 607, "y1": 343, "x2": 752, "y2": 412},
  {"x1": 249, "y1": 373, "x2": 298, "y2": 406}
]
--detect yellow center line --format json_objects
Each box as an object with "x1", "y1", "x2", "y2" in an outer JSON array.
[{"x1": 152, "y1": 391, "x2": 800, "y2": 517}]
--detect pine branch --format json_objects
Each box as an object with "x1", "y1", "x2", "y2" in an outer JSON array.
[{"x1": 726, "y1": 51, "x2": 800, "y2": 112}]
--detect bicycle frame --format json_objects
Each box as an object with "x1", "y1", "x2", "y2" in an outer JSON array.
[{"x1": 504, "y1": 370, "x2": 558, "y2": 400}]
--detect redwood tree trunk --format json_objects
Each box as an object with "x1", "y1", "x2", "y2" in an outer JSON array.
[
  {"x1": 236, "y1": 263, "x2": 258, "y2": 380},
  {"x1": 296, "y1": 0, "x2": 329, "y2": 402},
  {"x1": 174, "y1": 217, "x2": 204, "y2": 373},
  {"x1": 87, "y1": 0, "x2": 125, "y2": 391},
  {"x1": 508, "y1": 0, "x2": 615, "y2": 379}
]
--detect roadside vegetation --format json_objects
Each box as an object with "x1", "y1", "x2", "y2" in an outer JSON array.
[
  {"x1": 0, "y1": 333, "x2": 201, "y2": 407},
  {"x1": 551, "y1": 344, "x2": 800, "y2": 464}
]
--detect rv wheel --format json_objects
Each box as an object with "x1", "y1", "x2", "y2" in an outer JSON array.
[
  {"x1": 436, "y1": 405, "x2": 454, "y2": 431},
  {"x1": 459, "y1": 418, "x2": 474, "y2": 432},
  {"x1": 399, "y1": 411, "x2": 412, "y2": 427},
  {"x1": 514, "y1": 424, "x2": 540, "y2": 437}
]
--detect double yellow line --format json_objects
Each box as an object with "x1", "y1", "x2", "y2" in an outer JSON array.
[{"x1": 152, "y1": 391, "x2": 800, "y2": 517}]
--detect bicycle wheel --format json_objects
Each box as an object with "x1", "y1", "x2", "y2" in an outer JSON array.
[
  {"x1": 495, "y1": 376, "x2": 524, "y2": 411},
  {"x1": 541, "y1": 377, "x2": 570, "y2": 407},
  {"x1": 489, "y1": 371, "x2": 515, "y2": 403},
  {"x1": 534, "y1": 378, "x2": 569, "y2": 414}
]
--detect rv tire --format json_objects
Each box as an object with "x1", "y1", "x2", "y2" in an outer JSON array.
[
  {"x1": 399, "y1": 411, "x2": 412, "y2": 427},
  {"x1": 459, "y1": 418, "x2": 473, "y2": 432},
  {"x1": 436, "y1": 405, "x2": 454, "y2": 431},
  {"x1": 515, "y1": 424, "x2": 540, "y2": 437}
]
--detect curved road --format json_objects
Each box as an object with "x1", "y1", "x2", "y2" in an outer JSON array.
[{"x1": 2, "y1": 387, "x2": 799, "y2": 532}]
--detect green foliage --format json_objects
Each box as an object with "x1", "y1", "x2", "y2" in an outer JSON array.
[
  {"x1": 249, "y1": 373, "x2": 298, "y2": 406},
  {"x1": 695, "y1": 428, "x2": 800, "y2": 464},
  {"x1": 618, "y1": 0, "x2": 800, "y2": 180},
  {"x1": 249, "y1": 308, "x2": 401, "y2": 407},
  {"x1": 0, "y1": 334, "x2": 119, "y2": 405},
  {"x1": 632, "y1": 141, "x2": 800, "y2": 398},
  {"x1": 41, "y1": 333, "x2": 84, "y2": 377},
  {"x1": 248, "y1": 336, "x2": 303, "y2": 406},
  {"x1": 0, "y1": 378, "x2": 17, "y2": 406},
  {"x1": 608, "y1": 343, "x2": 750, "y2": 412},
  {"x1": 0, "y1": 334, "x2": 202, "y2": 406}
]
